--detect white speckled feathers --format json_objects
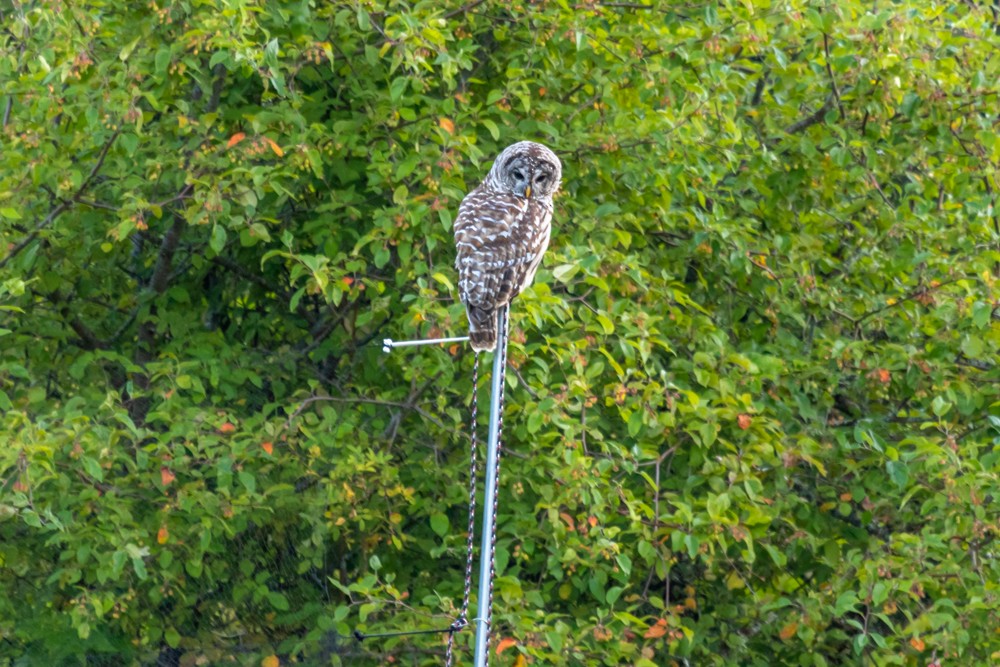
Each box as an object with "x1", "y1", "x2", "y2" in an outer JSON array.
[{"x1": 453, "y1": 141, "x2": 562, "y2": 352}]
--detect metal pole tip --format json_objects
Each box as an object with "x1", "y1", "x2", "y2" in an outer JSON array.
[{"x1": 382, "y1": 338, "x2": 394, "y2": 353}]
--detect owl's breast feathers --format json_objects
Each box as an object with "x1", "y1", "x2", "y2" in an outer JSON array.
[{"x1": 453, "y1": 187, "x2": 553, "y2": 311}]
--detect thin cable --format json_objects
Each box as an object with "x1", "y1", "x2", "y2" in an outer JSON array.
[
  {"x1": 354, "y1": 627, "x2": 456, "y2": 641},
  {"x1": 445, "y1": 351, "x2": 481, "y2": 666}
]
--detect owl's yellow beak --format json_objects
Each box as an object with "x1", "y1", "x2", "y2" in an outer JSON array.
[{"x1": 524, "y1": 185, "x2": 532, "y2": 199}]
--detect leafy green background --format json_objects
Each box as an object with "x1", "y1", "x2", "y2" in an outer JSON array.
[{"x1": 1, "y1": 0, "x2": 998, "y2": 665}]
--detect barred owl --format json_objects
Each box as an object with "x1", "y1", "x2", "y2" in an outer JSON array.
[{"x1": 453, "y1": 141, "x2": 562, "y2": 352}]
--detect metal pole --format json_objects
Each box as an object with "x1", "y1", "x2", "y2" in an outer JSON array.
[{"x1": 473, "y1": 309, "x2": 506, "y2": 667}]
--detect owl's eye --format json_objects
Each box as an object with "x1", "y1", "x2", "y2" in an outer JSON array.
[
  {"x1": 511, "y1": 169, "x2": 525, "y2": 181},
  {"x1": 535, "y1": 174, "x2": 548, "y2": 184}
]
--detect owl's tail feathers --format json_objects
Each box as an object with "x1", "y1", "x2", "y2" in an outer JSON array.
[{"x1": 466, "y1": 305, "x2": 497, "y2": 352}]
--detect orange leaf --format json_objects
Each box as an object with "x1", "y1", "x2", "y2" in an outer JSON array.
[
  {"x1": 265, "y1": 137, "x2": 284, "y2": 157},
  {"x1": 157, "y1": 525, "x2": 169, "y2": 544},
  {"x1": 588, "y1": 515, "x2": 598, "y2": 527},
  {"x1": 909, "y1": 636, "x2": 925, "y2": 652},
  {"x1": 559, "y1": 512, "x2": 576, "y2": 531},
  {"x1": 160, "y1": 467, "x2": 176, "y2": 486},
  {"x1": 737, "y1": 413, "x2": 752, "y2": 430},
  {"x1": 877, "y1": 368, "x2": 891, "y2": 384},
  {"x1": 779, "y1": 621, "x2": 798, "y2": 640},
  {"x1": 438, "y1": 117, "x2": 455, "y2": 134},
  {"x1": 643, "y1": 619, "x2": 668, "y2": 639},
  {"x1": 261, "y1": 441, "x2": 274, "y2": 455},
  {"x1": 219, "y1": 422, "x2": 236, "y2": 434},
  {"x1": 495, "y1": 637, "x2": 516, "y2": 655},
  {"x1": 261, "y1": 656, "x2": 280, "y2": 667},
  {"x1": 227, "y1": 132, "x2": 246, "y2": 148},
  {"x1": 512, "y1": 655, "x2": 527, "y2": 667}
]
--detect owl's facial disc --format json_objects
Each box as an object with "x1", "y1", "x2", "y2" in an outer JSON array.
[
  {"x1": 508, "y1": 162, "x2": 530, "y2": 198},
  {"x1": 487, "y1": 141, "x2": 561, "y2": 199},
  {"x1": 532, "y1": 167, "x2": 554, "y2": 197}
]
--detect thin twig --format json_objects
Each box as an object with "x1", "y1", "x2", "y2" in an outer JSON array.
[
  {"x1": 822, "y1": 32, "x2": 845, "y2": 120},
  {"x1": 282, "y1": 395, "x2": 459, "y2": 438},
  {"x1": 75, "y1": 198, "x2": 120, "y2": 211},
  {"x1": 443, "y1": 0, "x2": 486, "y2": 19},
  {"x1": 507, "y1": 361, "x2": 539, "y2": 400},
  {"x1": 0, "y1": 128, "x2": 122, "y2": 270},
  {"x1": 783, "y1": 92, "x2": 837, "y2": 135}
]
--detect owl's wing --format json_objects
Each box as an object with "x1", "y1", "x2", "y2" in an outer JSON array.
[{"x1": 453, "y1": 188, "x2": 552, "y2": 311}]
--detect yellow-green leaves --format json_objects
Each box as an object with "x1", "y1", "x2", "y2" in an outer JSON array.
[{"x1": 2, "y1": 0, "x2": 999, "y2": 665}]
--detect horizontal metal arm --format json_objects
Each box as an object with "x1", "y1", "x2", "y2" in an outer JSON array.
[{"x1": 382, "y1": 336, "x2": 470, "y2": 353}]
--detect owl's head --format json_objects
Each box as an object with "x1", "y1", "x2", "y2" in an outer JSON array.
[{"x1": 485, "y1": 141, "x2": 562, "y2": 201}]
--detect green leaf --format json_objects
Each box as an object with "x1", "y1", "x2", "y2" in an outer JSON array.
[
  {"x1": 210, "y1": 225, "x2": 226, "y2": 254},
  {"x1": 931, "y1": 395, "x2": 952, "y2": 417},
  {"x1": 594, "y1": 203, "x2": 621, "y2": 218},
  {"x1": 588, "y1": 576, "x2": 605, "y2": 603},
  {"x1": 972, "y1": 301, "x2": 992, "y2": 329},
  {"x1": 392, "y1": 184, "x2": 409, "y2": 205},
  {"x1": 237, "y1": 471, "x2": 256, "y2": 494},
  {"x1": 359, "y1": 602, "x2": 377, "y2": 623},
  {"x1": 389, "y1": 77, "x2": 408, "y2": 102},
  {"x1": 118, "y1": 38, "x2": 140, "y2": 61},
  {"x1": 482, "y1": 119, "x2": 500, "y2": 141},
  {"x1": 267, "y1": 591, "x2": 290, "y2": 611},
  {"x1": 871, "y1": 582, "x2": 888, "y2": 606},
  {"x1": 706, "y1": 492, "x2": 730, "y2": 520},
  {"x1": 82, "y1": 457, "x2": 103, "y2": 482},
  {"x1": 834, "y1": 591, "x2": 858, "y2": 616},
  {"x1": 886, "y1": 461, "x2": 909, "y2": 489},
  {"x1": 615, "y1": 553, "x2": 632, "y2": 577},
  {"x1": 119, "y1": 133, "x2": 139, "y2": 156},
  {"x1": 552, "y1": 263, "x2": 578, "y2": 283},
  {"x1": 430, "y1": 513, "x2": 449, "y2": 537},
  {"x1": 154, "y1": 47, "x2": 171, "y2": 75},
  {"x1": 431, "y1": 272, "x2": 454, "y2": 292}
]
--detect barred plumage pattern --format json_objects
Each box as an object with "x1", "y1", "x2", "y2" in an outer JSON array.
[{"x1": 453, "y1": 141, "x2": 562, "y2": 351}]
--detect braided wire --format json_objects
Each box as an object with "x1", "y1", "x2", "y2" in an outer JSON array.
[
  {"x1": 445, "y1": 351, "x2": 481, "y2": 667},
  {"x1": 482, "y1": 307, "x2": 510, "y2": 666}
]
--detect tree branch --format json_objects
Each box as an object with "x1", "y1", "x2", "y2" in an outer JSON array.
[
  {"x1": 209, "y1": 253, "x2": 316, "y2": 325},
  {"x1": 281, "y1": 393, "x2": 458, "y2": 439},
  {"x1": 0, "y1": 128, "x2": 121, "y2": 270},
  {"x1": 443, "y1": 0, "x2": 487, "y2": 19},
  {"x1": 822, "y1": 32, "x2": 845, "y2": 120},
  {"x1": 148, "y1": 213, "x2": 186, "y2": 295},
  {"x1": 955, "y1": 355, "x2": 994, "y2": 371},
  {"x1": 783, "y1": 92, "x2": 837, "y2": 135},
  {"x1": 130, "y1": 212, "x2": 186, "y2": 424}
]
